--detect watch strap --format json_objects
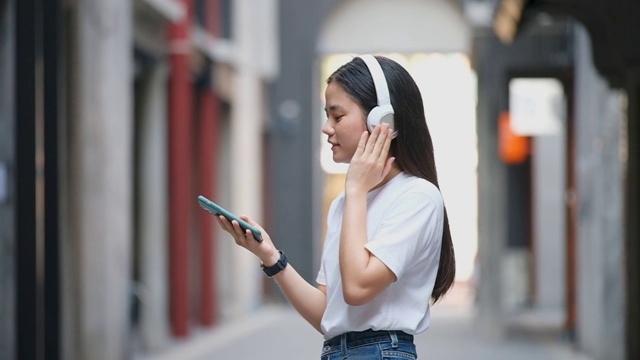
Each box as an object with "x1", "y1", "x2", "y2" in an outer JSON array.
[{"x1": 261, "y1": 250, "x2": 288, "y2": 277}]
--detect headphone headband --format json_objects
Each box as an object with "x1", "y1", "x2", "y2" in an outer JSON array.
[
  {"x1": 358, "y1": 54, "x2": 397, "y2": 139},
  {"x1": 359, "y1": 54, "x2": 391, "y2": 108}
]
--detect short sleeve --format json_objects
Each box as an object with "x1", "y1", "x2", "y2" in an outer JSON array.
[
  {"x1": 316, "y1": 257, "x2": 327, "y2": 286},
  {"x1": 315, "y1": 194, "x2": 344, "y2": 286},
  {"x1": 364, "y1": 191, "x2": 443, "y2": 279}
]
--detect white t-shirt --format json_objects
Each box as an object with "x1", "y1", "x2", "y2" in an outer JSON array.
[{"x1": 316, "y1": 171, "x2": 444, "y2": 340}]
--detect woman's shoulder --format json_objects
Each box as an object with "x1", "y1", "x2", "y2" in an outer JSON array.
[
  {"x1": 402, "y1": 173, "x2": 438, "y2": 189},
  {"x1": 393, "y1": 173, "x2": 442, "y2": 202}
]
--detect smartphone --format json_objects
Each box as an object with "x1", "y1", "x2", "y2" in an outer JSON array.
[{"x1": 197, "y1": 195, "x2": 263, "y2": 242}]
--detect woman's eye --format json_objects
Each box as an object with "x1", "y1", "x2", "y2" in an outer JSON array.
[{"x1": 336, "y1": 115, "x2": 344, "y2": 122}]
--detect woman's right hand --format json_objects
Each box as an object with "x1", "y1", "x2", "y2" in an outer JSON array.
[{"x1": 215, "y1": 215, "x2": 281, "y2": 266}]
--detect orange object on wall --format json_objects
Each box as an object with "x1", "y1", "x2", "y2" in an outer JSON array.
[{"x1": 499, "y1": 111, "x2": 529, "y2": 164}]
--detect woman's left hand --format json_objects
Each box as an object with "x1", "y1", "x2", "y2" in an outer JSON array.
[
  {"x1": 215, "y1": 215, "x2": 280, "y2": 266},
  {"x1": 345, "y1": 124, "x2": 396, "y2": 195}
]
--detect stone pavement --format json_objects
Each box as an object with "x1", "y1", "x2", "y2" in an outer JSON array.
[{"x1": 136, "y1": 284, "x2": 592, "y2": 360}]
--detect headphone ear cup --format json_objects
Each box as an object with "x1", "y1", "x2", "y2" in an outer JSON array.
[
  {"x1": 367, "y1": 106, "x2": 383, "y2": 132},
  {"x1": 367, "y1": 104, "x2": 396, "y2": 138}
]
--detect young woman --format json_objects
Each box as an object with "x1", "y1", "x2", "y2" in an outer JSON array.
[{"x1": 216, "y1": 55, "x2": 456, "y2": 359}]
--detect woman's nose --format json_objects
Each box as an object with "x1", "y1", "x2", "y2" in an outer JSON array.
[{"x1": 322, "y1": 121, "x2": 334, "y2": 135}]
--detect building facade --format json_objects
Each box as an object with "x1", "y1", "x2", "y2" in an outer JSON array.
[{"x1": 1, "y1": 0, "x2": 277, "y2": 358}]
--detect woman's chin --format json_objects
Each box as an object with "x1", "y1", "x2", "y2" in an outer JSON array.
[
  {"x1": 332, "y1": 156, "x2": 348, "y2": 164},
  {"x1": 331, "y1": 148, "x2": 353, "y2": 164}
]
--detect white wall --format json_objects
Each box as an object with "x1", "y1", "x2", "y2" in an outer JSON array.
[
  {"x1": 574, "y1": 24, "x2": 625, "y2": 360},
  {"x1": 66, "y1": 0, "x2": 133, "y2": 358},
  {"x1": 318, "y1": 0, "x2": 471, "y2": 54},
  {"x1": 137, "y1": 63, "x2": 170, "y2": 351},
  {"x1": 532, "y1": 134, "x2": 566, "y2": 310}
]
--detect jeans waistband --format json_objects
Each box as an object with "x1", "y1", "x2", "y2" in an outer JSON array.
[{"x1": 323, "y1": 329, "x2": 414, "y2": 348}]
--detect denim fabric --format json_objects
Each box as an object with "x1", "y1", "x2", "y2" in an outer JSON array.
[{"x1": 320, "y1": 330, "x2": 417, "y2": 359}]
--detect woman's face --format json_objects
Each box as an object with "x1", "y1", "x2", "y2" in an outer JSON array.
[{"x1": 322, "y1": 82, "x2": 368, "y2": 163}]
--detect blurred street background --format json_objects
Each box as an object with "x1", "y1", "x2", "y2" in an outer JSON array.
[
  {"x1": 1, "y1": 0, "x2": 639, "y2": 359},
  {"x1": 134, "y1": 284, "x2": 592, "y2": 360}
]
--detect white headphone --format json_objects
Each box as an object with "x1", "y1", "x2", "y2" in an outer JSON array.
[{"x1": 359, "y1": 54, "x2": 397, "y2": 139}]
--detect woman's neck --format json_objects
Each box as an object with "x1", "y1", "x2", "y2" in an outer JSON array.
[{"x1": 370, "y1": 164, "x2": 402, "y2": 192}]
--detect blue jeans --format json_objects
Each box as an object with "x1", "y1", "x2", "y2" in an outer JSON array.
[{"x1": 320, "y1": 329, "x2": 417, "y2": 359}]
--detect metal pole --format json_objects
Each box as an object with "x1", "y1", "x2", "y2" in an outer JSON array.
[
  {"x1": 42, "y1": 0, "x2": 61, "y2": 357},
  {"x1": 626, "y1": 71, "x2": 640, "y2": 360},
  {"x1": 15, "y1": 0, "x2": 39, "y2": 356}
]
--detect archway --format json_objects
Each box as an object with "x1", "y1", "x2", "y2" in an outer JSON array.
[{"x1": 315, "y1": 0, "x2": 478, "y2": 283}]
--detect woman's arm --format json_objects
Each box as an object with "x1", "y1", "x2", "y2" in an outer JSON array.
[
  {"x1": 340, "y1": 190, "x2": 396, "y2": 306},
  {"x1": 340, "y1": 124, "x2": 397, "y2": 306},
  {"x1": 216, "y1": 215, "x2": 327, "y2": 333},
  {"x1": 271, "y1": 266, "x2": 327, "y2": 333}
]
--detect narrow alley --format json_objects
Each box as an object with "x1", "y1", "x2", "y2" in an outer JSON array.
[{"x1": 137, "y1": 284, "x2": 590, "y2": 360}]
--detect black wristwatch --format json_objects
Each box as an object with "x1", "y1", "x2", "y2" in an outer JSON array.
[{"x1": 261, "y1": 250, "x2": 288, "y2": 277}]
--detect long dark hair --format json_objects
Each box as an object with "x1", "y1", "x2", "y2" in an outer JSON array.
[{"x1": 327, "y1": 55, "x2": 456, "y2": 302}]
